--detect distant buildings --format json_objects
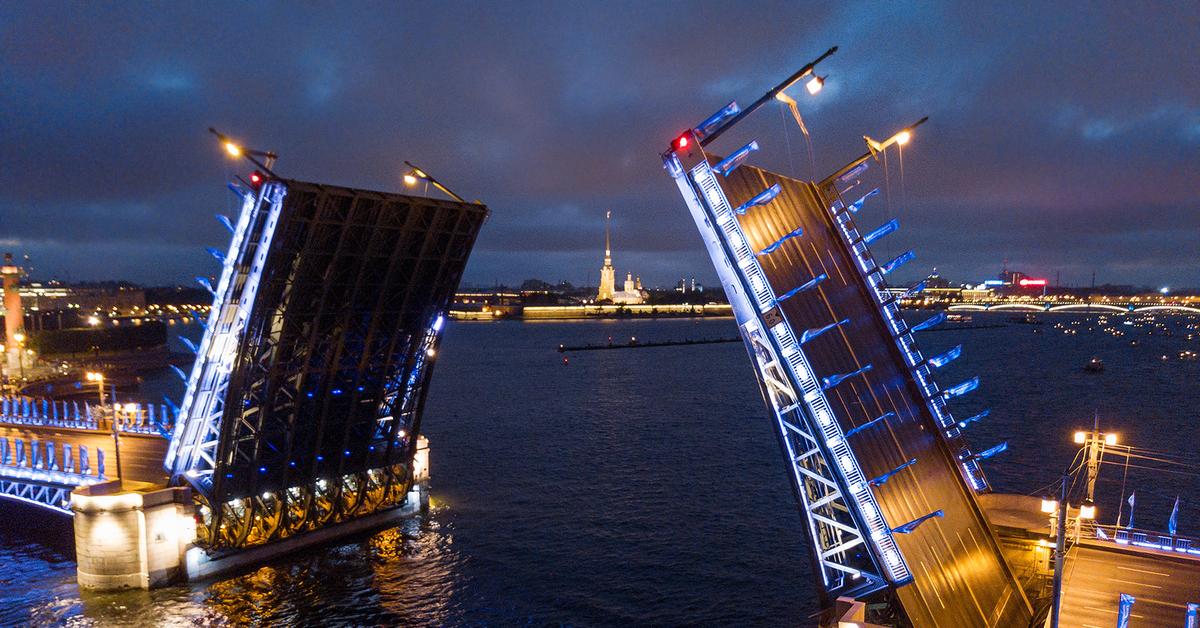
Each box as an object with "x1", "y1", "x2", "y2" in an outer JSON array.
[{"x1": 596, "y1": 212, "x2": 646, "y2": 305}]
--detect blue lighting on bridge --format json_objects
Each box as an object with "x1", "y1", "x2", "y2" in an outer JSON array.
[
  {"x1": 845, "y1": 412, "x2": 895, "y2": 438},
  {"x1": 879, "y1": 250, "x2": 914, "y2": 275},
  {"x1": 869, "y1": 458, "x2": 917, "y2": 487},
  {"x1": 900, "y1": 281, "x2": 926, "y2": 300},
  {"x1": 216, "y1": 213, "x2": 236, "y2": 233},
  {"x1": 891, "y1": 510, "x2": 944, "y2": 534},
  {"x1": 758, "y1": 226, "x2": 804, "y2": 256},
  {"x1": 910, "y1": 312, "x2": 945, "y2": 332},
  {"x1": 941, "y1": 377, "x2": 979, "y2": 400},
  {"x1": 957, "y1": 410, "x2": 989, "y2": 429},
  {"x1": 822, "y1": 364, "x2": 873, "y2": 390},
  {"x1": 971, "y1": 442, "x2": 1008, "y2": 461},
  {"x1": 928, "y1": 345, "x2": 961, "y2": 368},
  {"x1": 801, "y1": 318, "x2": 849, "y2": 344},
  {"x1": 734, "y1": 183, "x2": 781, "y2": 215},
  {"x1": 778, "y1": 274, "x2": 826, "y2": 302},
  {"x1": 712, "y1": 141, "x2": 759, "y2": 177},
  {"x1": 694, "y1": 101, "x2": 740, "y2": 139},
  {"x1": 863, "y1": 219, "x2": 898, "y2": 245},
  {"x1": 848, "y1": 188, "x2": 879, "y2": 213}
]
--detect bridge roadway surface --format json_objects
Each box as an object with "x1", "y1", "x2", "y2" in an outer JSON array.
[
  {"x1": 0, "y1": 424, "x2": 170, "y2": 486},
  {"x1": 1059, "y1": 542, "x2": 1200, "y2": 628},
  {"x1": 720, "y1": 158, "x2": 1032, "y2": 628}
]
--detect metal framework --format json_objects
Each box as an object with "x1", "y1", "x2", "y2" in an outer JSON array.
[
  {"x1": 166, "y1": 179, "x2": 487, "y2": 550},
  {"x1": 666, "y1": 82, "x2": 1033, "y2": 625},
  {"x1": 668, "y1": 150, "x2": 907, "y2": 601}
]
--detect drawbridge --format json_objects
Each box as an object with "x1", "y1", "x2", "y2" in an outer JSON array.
[
  {"x1": 664, "y1": 49, "x2": 1032, "y2": 627},
  {"x1": 165, "y1": 177, "x2": 487, "y2": 551}
]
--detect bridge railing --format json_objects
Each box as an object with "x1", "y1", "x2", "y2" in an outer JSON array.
[
  {"x1": 1080, "y1": 521, "x2": 1200, "y2": 558},
  {"x1": 0, "y1": 435, "x2": 108, "y2": 514},
  {"x1": 0, "y1": 395, "x2": 174, "y2": 437}
]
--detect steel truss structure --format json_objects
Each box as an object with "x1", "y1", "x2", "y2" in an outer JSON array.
[
  {"x1": 666, "y1": 104, "x2": 1032, "y2": 625},
  {"x1": 166, "y1": 180, "x2": 487, "y2": 550},
  {"x1": 668, "y1": 151, "x2": 906, "y2": 600}
]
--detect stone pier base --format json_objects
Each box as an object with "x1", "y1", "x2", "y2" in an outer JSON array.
[{"x1": 72, "y1": 481, "x2": 195, "y2": 590}]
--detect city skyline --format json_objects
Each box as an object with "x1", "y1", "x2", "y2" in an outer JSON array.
[{"x1": 2, "y1": 2, "x2": 1197, "y2": 289}]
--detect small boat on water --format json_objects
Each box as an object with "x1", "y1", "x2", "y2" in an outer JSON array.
[
  {"x1": 1009, "y1": 313, "x2": 1044, "y2": 325},
  {"x1": 1084, "y1": 358, "x2": 1105, "y2": 372}
]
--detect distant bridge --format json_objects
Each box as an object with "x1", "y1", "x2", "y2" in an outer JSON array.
[{"x1": 947, "y1": 302, "x2": 1200, "y2": 314}]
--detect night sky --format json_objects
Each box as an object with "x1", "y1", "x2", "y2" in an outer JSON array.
[{"x1": 3, "y1": 2, "x2": 1198, "y2": 290}]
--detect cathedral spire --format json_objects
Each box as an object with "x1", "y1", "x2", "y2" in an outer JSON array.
[{"x1": 605, "y1": 211, "x2": 611, "y2": 260}]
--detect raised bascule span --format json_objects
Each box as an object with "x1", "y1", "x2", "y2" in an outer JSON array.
[
  {"x1": 663, "y1": 50, "x2": 1032, "y2": 627},
  {"x1": 165, "y1": 177, "x2": 488, "y2": 552}
]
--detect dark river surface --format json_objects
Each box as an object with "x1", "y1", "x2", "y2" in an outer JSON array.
[{"x1": 1, "y1": 311, "x2": 1197, "y2": 627}]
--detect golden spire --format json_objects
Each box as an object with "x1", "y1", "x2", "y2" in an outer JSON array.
[{"x1": 605, "y1": 211, "x2": 611, "y2": 258}]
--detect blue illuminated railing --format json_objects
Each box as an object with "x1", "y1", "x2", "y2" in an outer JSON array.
[
  {"x1": 0, "y1": 395, "x2": 173, "y2": 436},
  {"x1": 0, "y1": 436, "x2": 107, "y2": 514}
]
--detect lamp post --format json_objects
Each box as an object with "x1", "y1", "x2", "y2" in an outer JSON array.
[
  {"x1": 12, "y1": 332, "x2": 24, "y2": 379},
  {"x1": 87, "y1": 371, "x2": 122, "y2": 488},
  {"x1": 1074, "y1": 415, "x2": 1117, "y2": 504},
  {"x1": 402, "y1": 161, "x2": 467, "y2": 203},
  {"x1": 209, "y1": 128, "x2": 278, "y2": 177},
  {"x1": 1050, "y1": 473, "x2": 1068, "y2": 628}
]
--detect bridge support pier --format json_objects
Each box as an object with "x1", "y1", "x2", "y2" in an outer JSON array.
[{"x1": 71, "y1": 481, "x2": 195, "y2": 590}]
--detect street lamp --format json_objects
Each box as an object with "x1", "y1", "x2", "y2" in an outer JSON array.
[
  {"x1": 402, "y1": 161, "x2": 466, "y2": 203},
  {"x1": 86, "y1": 370, "x2": 122, "y2": 487},
  {"x1": 209, "y1": 127, "x2": 278, "y2": 177},
  {"x1": 806, "y1": 75, "x2": 826, "y2": 95},
  {"x1": 12, "y1": 332, "x2": 24, "y2": 379},
  {"x1": 1074, "y1": 417, "x2": 1118, "y2": 504}
]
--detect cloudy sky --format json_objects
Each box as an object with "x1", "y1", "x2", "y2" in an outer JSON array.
[{"x1": 2, "y1": 1, "x2": 1197, "y2": 290}]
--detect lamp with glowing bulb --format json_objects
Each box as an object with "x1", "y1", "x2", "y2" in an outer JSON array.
[
  {"x1": 402, "y1": 161, "x2": 467, "y2": 203},
  {"x1": 806, "y1": 75, "x2": 825, "y2": 95},
  {"x1": 209, "y1": 127, "x2": 279, "y2": 177}
]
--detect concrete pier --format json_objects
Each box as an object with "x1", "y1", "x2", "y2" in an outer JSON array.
[
  {"x1": 72, "y1": 436, "x2": 431, "y2": 589},
  {"x1": 72, "y1": 481, "x2": 194, "y2": 589}
]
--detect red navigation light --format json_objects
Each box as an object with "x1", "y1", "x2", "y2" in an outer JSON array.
[
  {"x1": 674, "y1": 134, "x2": 690, "y2": 151},
  {"x1": 249, "y1": 171, "x2": 265, "y2": 187},
  {"x1": 1019, "y1": 278, "x2": 1047, "y2": 286}
]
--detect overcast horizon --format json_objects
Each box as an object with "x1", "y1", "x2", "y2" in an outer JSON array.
[{"x1": 3, "y1": 2, "x2": 1197, "y2": 292}]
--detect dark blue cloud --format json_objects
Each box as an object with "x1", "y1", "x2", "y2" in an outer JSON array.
[{"x1": 0, "y1": 1, "x2": 1196, "y2": 288}]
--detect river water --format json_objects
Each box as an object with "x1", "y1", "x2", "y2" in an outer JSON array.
[{"x1": 2, "y1": 312, "x2": 1197, "y2": 627}]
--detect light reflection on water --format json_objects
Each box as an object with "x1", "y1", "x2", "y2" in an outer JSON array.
[{"x1": 1, "y1": 313, "x2": 1197, "y2": 627}]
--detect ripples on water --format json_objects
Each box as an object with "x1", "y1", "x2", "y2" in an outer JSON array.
[{"x1": 1, "y1": 313, "x2": 1197, "y2": 627}]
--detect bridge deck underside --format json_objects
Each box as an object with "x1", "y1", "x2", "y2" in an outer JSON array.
[
  {"x1": 718, "y1": 158, "x2": 1031, "y2": 628},
  {"x1": 1060, "y1": 543, "x2": 1200, "y2": 628}
]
